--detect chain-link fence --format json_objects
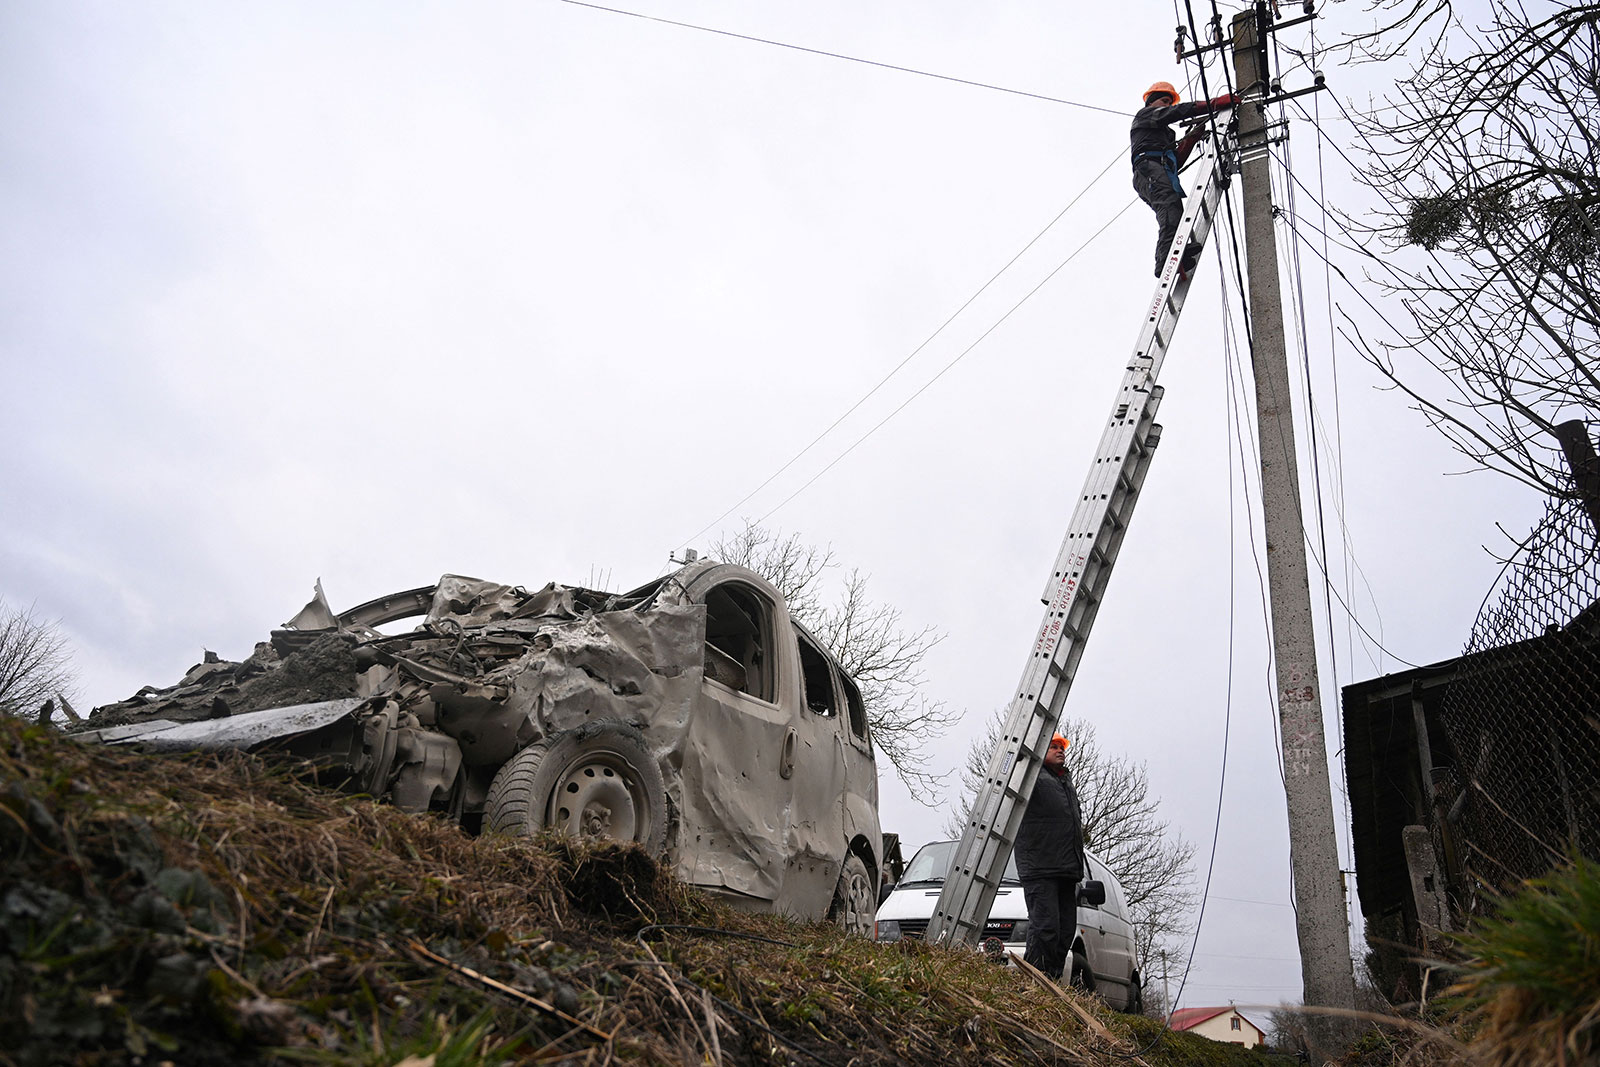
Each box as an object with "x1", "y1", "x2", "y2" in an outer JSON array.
[{"x1": 1437, "y1": 494, "x2": 1600, "y2": 913}]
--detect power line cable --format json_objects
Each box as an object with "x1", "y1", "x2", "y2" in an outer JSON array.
[
  {"x1": 1300, "y1": 93, "x2": 1476, "y2": 294},
  {"x1": 554, "y1": 0, "x2": 1132, "y2": 116},
  {"x1": 1139, "y1": 0, "x2": 1263, "y2": 1026},
  {"x1": 1302, "y1": 94, "x2": 1387, "y2": 677},
  {"x1": 753, "y1": 198, "x2": 1140, "y2": 525},
  {"x1": 1198, "y1": 25, "x2": 1346, "y2": 921},
  {"x1": 1204, "y1": 86, "x2": 1296, "y2": 850},
  {"x1": 1254, "y1": 173, "x2": 1467, "y2": 670},
  {"x1": 1163, "y1": 267, "x2": 1242, "y2": 1020},
  {"x1": 1264, "y1": 137, "x2": 1551, "y2": 430},
  {"x1": 1304, "y1": 71, "x2": 1382, "y2": 910},
  {"x1": 1181, "y1": 89, "x2": 1427, "y2": 675},
  {"x1": 1141, "y1": 2, "x2": 1322, "y2": 1019},
  {"x1": 674, "y1": 147, "x2": 1127, "y2": 550},
  {"x1": 1273, "y1": 66, "x2": 1365, "y2": 902},
  {"x1": 1216, "y1": 223, "x2": 1303, "y2": 931},
  {"x1": 1273, "y1": 128, "x2": 1366, "y2": 909}
]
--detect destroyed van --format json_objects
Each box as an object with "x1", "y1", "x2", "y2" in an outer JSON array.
[{"x1": 76, "y1": 560, "x2": 883, "y2": 933}]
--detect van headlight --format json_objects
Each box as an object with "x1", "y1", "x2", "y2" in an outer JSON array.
[{"x1": 875, "y1": 920, "x2": 901, "y2": 942}]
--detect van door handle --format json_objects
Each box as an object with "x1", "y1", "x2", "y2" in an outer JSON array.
[{"x1": 779, "y1": 728, "x2": 797, "y2": 779}]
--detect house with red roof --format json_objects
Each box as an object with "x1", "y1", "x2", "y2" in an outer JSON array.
[{"x1": 1169, "y1": 1005, "x2": 1266, "y2": 1047}]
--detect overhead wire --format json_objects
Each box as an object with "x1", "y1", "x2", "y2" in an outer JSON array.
[
  {"x1": 1214, "y1": 196, "x2": 1305, "y2": 944},
  {"x1": 1186, "y1": 0, "x2": 1257, "y2": 358},
  {"x1": 1252, "y1": 155, "x2": 1432, "y2": 671},
  {"x1": 1302, "y1": 8, "x2": 1365, "y2": 926},
  {"x1": 1273, "y1": 120, "x2": 1591, "y2": 681},
  {"x1": 1297, "y1": 95, "x2": 1388, "y2": 677},
  {"x1": 1193, "y1": 0, "x2": 1417, "y2": 970},
  {"x1": 1277, "y1": 98, "x2": 1574, "y2": 429},
  {"x1": 1139, "y1": 0, "x2": 1257, "y2": 1024},
  {"x1": 1217, "y1": 225, "x2": 1278, "y2": 774},
  {"x1": 554, "y1": 0, "x2": 1132, "y2": 117},
  {"x1": 1302, "y1": 93, "x2": 1478, "y2": 293},
  {"x1": 1161, "y1": 228, "x2": 1243, "y2": 1023},
  {"x1": 675, "y1": 146, "x2": 1128, "y2": 550},
  {"x1": 1125, "y1": 0, "x2": 1263, "y2": 1025},
  {"x1": 1180, "y1": 19, "x2": 1427, "y2": 683},
  {"x1": 753, "y1": 196, "x2": 1141, "y2": 526},
  {"x1": 1268, "y1": 58, "x2": 1365, "y2": 937},
  {"x1": 1232, "y1": 0, "x2": 1335, "y2": 958},
  {"x1": 1172, "y1": 5, "x2": 1416, "y2": 985}
]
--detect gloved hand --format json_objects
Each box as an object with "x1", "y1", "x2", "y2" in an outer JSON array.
[
  {"x1": 1175, "y1": 129, "x2": 1205, "y2": 164},
  {"x1": 1210, "y1": 92, "x2": 1239, "y2": 108}
]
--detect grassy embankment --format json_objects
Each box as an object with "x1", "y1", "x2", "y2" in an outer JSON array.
[{"x1": 1, "y1": 716, "x2": 1284, "y2": 1066}]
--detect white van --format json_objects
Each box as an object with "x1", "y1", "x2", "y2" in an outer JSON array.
[{"x1": 872, "y1": 839, "x2": 1143, "y2": 1013}]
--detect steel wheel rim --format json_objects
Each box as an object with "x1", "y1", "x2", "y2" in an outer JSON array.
[
  {"x1": 546, "y1": 750, "x2": 649, "y2": 843},
  {"x1": 842, "y1": 863, "x2": 874, "y2": 933}
]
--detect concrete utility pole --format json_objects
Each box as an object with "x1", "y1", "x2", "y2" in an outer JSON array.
[{"x1": 1230, "y1": 1, "x2": 1357, "y2": 1032}]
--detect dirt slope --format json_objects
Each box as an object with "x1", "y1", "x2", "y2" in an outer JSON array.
[{"x1": 0, "y1": 717, "x2": 1272, "y2": 1066}]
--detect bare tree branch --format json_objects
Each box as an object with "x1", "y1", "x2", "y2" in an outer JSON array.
[
  {"x1": 0, "y1": 600, "x2": 77, "y2": 724},
  {"x1": 710, "y1": 522, "x2": 959, "y2": 802},
  {"x1": 1342, "y1": 1, "x2": 1600, "y2": 498}
]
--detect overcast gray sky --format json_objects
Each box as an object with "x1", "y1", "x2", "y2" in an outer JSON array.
[{"x1": 3, "y1": 0, "x2": 1532, "y2": 1013}]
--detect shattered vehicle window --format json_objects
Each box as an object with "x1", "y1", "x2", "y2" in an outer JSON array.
[
  {"x1": 840, "y1": 672, "x2": 868, "y2": 742},
  {"x1": 797, "y1": 632, "x2": 839, "y2": 718},
  {"x1": 702, "y1": 583, "x2": 775, "y2": 702}
]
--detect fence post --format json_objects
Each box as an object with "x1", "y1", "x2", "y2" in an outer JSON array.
[{"x1": 1554, "y1": 420, "x2": 1600, "y2": 536}]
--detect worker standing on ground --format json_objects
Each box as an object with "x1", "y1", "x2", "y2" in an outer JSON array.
[
  {"x1": 1015, "y1": 734, "x2": 1086, "y2": 981},
  {"x1": 1131, "y1": 81, "x2": 1238, "y2": 277}
]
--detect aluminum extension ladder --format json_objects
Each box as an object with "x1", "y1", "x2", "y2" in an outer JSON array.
[{"x1": 925, "y1": 139, "x2": 1231, "y2": 947}]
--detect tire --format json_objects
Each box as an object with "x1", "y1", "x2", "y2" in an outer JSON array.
[
  {"x1": 829, "y1": 853, "x2": 876, "y2": 937},
  {"x1": 485, "y1": 721, "x2": 667, "y2": 854},
  {"x1": 1126, "y1": 973, "x2": 1144, "y2": 1015}
]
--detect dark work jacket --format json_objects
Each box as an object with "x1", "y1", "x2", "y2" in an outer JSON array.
[
  {"x1": 1014, "y1": 764, "x2": 1084, "y2": 882},
  {"x1": 1129, "y1": 100, "x2": 1220, "y2": 167}
]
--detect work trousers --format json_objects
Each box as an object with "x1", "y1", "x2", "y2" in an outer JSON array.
[
  {"x1": 1133, "y1": 158, "x2": 1186, "y2": 277},
  {"x1": 1021, "y1": 877, "x2": 1079, "y2": 981}
]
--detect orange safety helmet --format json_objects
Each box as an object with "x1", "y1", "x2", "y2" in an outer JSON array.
[{"x1": 1144, "y1": 81, "x2": 1181, "y2": 106}]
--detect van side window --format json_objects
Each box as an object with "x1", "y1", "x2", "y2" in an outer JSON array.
[
  {"x1": 797, "y1": 633, "x2": 838, "y2": 717},
  {"x1": 840, "y1": 673, "x2": 868, "y2": 740},
  {"x1": 702, "y1": 583, "x2": 776, "y2": 702}
]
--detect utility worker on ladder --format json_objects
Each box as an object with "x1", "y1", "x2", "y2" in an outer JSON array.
[{"x1": 1131, "y1": 81, "x2": 1238, "y2": 278}]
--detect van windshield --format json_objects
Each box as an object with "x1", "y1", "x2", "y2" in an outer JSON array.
[{"x1": 898, "y1": 840, "x2": 1021, "y2": 887}]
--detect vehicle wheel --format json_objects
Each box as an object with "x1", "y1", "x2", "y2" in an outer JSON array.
[
  {"x1": 829, "y1": 854, "x2": 875, "y2": 937},
  {"x1": 1126, "y1": 973, "x2": 1144, "y2": 1015},
  {"x1": 485, "y1": 721, "x2": 667, "y2": 854},
  {"x1": 1069, "y1": 950, "x2": 1096, "y2": 993}
]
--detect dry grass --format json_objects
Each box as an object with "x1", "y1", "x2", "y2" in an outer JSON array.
[
  {"x1": 0, "y1": 717, "x2": 1276, "y2": 1066},
  {"x1": 1443, "y1": 857, "x2": 1600, "y2": 1067}
]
